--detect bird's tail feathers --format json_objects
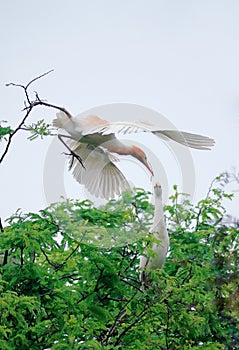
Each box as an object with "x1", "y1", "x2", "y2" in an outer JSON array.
[
  {"x1": 52, "y1": 111, "x2": 69, "y2": 129},
  {"x1": 155, "y1": 130, "x2": 215, "y2": 150}
]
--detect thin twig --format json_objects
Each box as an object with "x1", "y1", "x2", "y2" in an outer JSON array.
[
  {"x1": 5, "y1": 70, "x2": 54, "y2": 105},
  {"x1": 119, "y1": 275, "x2": 143, "y2": 292},
  {"x1": 26, "y1": 70, "x2": 54, "y2": 90},
  {"x1": 55, "y1": 242, "x2": 81, "y2": 272},
  {"x1": 195, "y1": 176, "x2": 218, "y2": 231},
  {"x1": 103, "y1": 290, "x2": 139, "y2": 344},
  {"x1": 164, "y1": 300, "x2": 171, "y2": 350},
  {"x1": 40, "y1": 247, "x2": 57, "y2": 268},
  {"x1": 0, "y1": 219, "x2": 8, "y2": 266},
  {"x1": 104, "y1": 311, "x2": 126, "y2": 343},
  {"x1": 59, "y1": 272, "x2": 81, "y2": 281},
  {"x1": 114, "y1": 307, "x2": 149, "y2": 346}
]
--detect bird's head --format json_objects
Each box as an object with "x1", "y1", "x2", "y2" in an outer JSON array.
[
  {"x1": 130, "y1": 146, "x2": 154, "y2": 176},
  {"x1": 153, "y1": 182, "x2": 162, "y2": 197}
]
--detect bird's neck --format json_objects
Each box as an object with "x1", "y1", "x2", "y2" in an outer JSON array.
[
  {"x1": 105, "y1": 140, "x2": 132, "y2": 156},
  {"x1": 150, "y1": 194, "x2": 164, "y2": 235}
]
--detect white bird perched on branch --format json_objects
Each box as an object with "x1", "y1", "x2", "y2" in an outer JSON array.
[
  {"x1": 140, "y1": 182, "x2": 169, "y2": 283},
  {"x1": 53, "y1": 112, "x2": 215, "y2": 199}
]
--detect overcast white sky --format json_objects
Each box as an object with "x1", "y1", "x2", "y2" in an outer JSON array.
[{"x1": 1, "y1": 1, "x2": 238, "y2": 221}]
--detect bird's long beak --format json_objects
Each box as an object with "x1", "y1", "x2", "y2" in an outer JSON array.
[{"x1": 147, "y1": 161, "x2": 154, "y2": 176}]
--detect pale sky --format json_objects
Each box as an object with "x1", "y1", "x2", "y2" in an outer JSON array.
[{"x1": 1, "y1": 0, "x2": 238, "y2": 221}]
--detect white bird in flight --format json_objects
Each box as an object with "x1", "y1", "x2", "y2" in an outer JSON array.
[
  {"x1": 53, "y1": 112, "x2": 215, "y2": 199},
  {"x1": 140, "y1": 182, "x2": 169, "y2": 284}
]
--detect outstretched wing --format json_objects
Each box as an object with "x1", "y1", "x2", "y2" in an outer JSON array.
[
  {"x1": 82, "y1": 120, "x2": 215, "y2": 150},
  {"x1": 68, "y1": 141, "x2": 131, "y2": 199}
]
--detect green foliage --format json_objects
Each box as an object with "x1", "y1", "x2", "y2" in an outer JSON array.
[
  {"x1": 25, "y1": 119, "x2": 52, "y2": 140},
  {"x1": 0, "y1": 179, "x2": 238, "y2": 349},
  {"x1": 0, "y1": 121, "x2": 13, "y2": 141},
  {"x1": 0, "y1": 118, "x2": 52, "y2": 144}
]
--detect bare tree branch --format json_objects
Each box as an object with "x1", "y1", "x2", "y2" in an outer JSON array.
[
  {"x1": 0, "y1": 107, "x2": 33, "y2": 163},
  {"x1": 0, "y1": 218, "x2": 4, "y2": 232},
  {"x1": 1, "y1": 70, "x2": 72, "y2": 164},
  {"x1": 23, "y1": 98, "x2": 72, "y2": 119}
]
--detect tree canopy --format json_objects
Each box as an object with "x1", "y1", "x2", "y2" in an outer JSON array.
[{"x1": 0, "y1": 179, "x2": 238, "y2": 349}]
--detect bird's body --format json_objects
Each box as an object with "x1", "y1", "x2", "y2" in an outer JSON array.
[
  {"x1": 53, "y1": 112, "x2": 215, "y2": 199},
  {"x1": 140, "y1": 182, "x2": 169, "y2": 283}
]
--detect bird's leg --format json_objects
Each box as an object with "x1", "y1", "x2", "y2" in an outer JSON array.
[{"x1": 58, "y1": 134, "x2": 85, "y2": 169}]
